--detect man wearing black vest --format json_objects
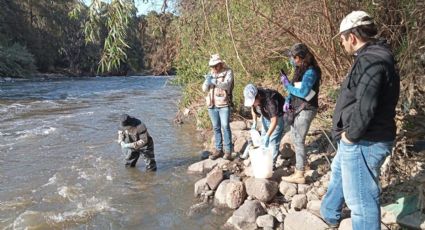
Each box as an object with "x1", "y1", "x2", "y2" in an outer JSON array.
[{"x1": 320, "y1": 11, "x2": 400, "y2": 230}]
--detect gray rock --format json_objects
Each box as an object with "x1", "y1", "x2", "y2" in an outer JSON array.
[
  {"x1": 230, "y1": 174, "x2": 241, "y2": 181},
  {"x1": 206, "y1": 167, "x2": 224, "y2": 190},
  {"x1": 291, "y1": 194, "x2": 307, "y2": 211},
  {"x1": 297, "y1": 184, "x2": 311, "y2": 194},
  {"x1": 204, "y1": 190, "x2": 214, "y2": 197},
  {"x1": 200, "y1": 151, "x2": 210, "y2": 160},
  {"x1": 267, "y1": 206, "x2": 280, "y2": 217},
  {"x1": 316, "y1": 186, "x2": 327, "y2": 198},
  {"x1": 397, "y1": 211, "x2": 425, "y2": 230},
  {"x1": 275, "y1": 212, "x2": 285, "y2": 223},
  {"x1": 230, "y1": 121, "x2": 248, "y2": 131},
  {"x1": 187, "y1": 158, "x2": 230, "y2": 174},
  {"x1": 284, "y1": 210, "x2": 328, "y2": 230},
  {"x1": 243, "y1": 166, "x2": 254, "y2": 178},
  {"x1": 226, "y1": 216, "x2": 257, "y2": 230},
  {"x1": 243, "y1": 159, "x2": 251, "y2": 167},
  {"x1": 187, "y1": 201, "x2": 209, "y2": 217},
  {"x1": 226, "y1": 200, "x2": 266, "y2": 230},
  {"x1": 306, "y1": 200, "x2": 322, "y2": 215},
  {"x1": 245, "y1": 178, "x2": 279, "y2": 202},
  {"x1": 256, "y1": 214, "x2": 275, "y2": 228},
  {"x1": 225, "y1": 180, "x2": 246, "y2": 209},
  {"x1": 279, "y1": 181, "x2": 298, "y2": 198},
  {"x1": 214, "y1": 179, "x2": 246, "y2": 209},
  {"x1": 194, "y1": 178, "x2": 209, "y2": 197},
  {"x1": 306, "y1": 188, "x2": 320, "y2": 201},
  {"x1": 214, "y1": 180, "x2": 230, "y2": 206}
]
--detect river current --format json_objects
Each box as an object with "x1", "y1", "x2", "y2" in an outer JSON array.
[{"x1": 0, "y1": 76, "x2": 224, "y2": 229}]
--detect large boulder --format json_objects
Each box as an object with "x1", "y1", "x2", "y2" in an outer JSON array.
[
  {"x1": 226, "y1": 200, "x2": 266, "y2": 230},
  {"x1": 226, "y1": 180, "x2": 247, "y2": 209},
  {"x1": 284, "y1": 210, "x2": 328, "y2": 230},
  {"x1": 214, "y1": 180, "x2": 230, "y2": 206},
  {"x1": 245, "y1": 178, "x2": 279, "y2": 202},
  {"x1": 232, "y1": 130, "x2": 251, "y2": 153},
  {"x1": 194, "y1": 177, "x2": 209, "y2": 197},
  {"x1": 206, "y1": 167, "x2": 223, "y2": 190},
  {"x1": 187, "y1": 158, "x2": 230, "y2": 174},
  {"x1": 214, "y1": 179, "x2": 246, "y2": 209}
]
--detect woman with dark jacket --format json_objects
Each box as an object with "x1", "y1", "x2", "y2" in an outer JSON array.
[{"x1": 280, "y1": 43, "x2": 321, "y2": 184}]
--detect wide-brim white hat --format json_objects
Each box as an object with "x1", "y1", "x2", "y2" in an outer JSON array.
[{"x1": 208, "y1": 54, "x2": 224, "y2": 67}]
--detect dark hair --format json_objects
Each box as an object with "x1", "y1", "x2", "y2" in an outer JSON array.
[
  {"x1": 342, "y1": 23, "x2": 378, "y2": 42},
  {"x1": 292, "y1": 45, "x2": 321, "y2": 82}
]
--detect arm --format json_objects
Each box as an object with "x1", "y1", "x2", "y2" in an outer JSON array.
[
  {"x1": 120, "y1": 124, "x2": 149, "y2": 149},
  {"x1": 286, "y1": 69, "x2": 317, "y2": 98},
  {"x1": 214, "y1": 69, "x2": 233, "y2": 91},
  {"x1": 202, "y1": 79, "x2": 211, "y2": 92},
  {"x1": 345, "y1": 58, "x2": 385, "y2": 143},
  {"x1": 251, "y1": 106, "x2": 258, "y2": 123},
  {"x1": 266, "y1": 116, "x2": 278, "y2": 136}
]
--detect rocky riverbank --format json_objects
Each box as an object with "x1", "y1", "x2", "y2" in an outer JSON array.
[{"x1": 186, "y1": 120, "x2": 425, "y2": 230}]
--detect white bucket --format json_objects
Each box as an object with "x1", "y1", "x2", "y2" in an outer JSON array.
[
  {"x1": 250, "y1": 129, "x2": 262, "y2": 147},
  {"x1": 249, "y1": 146, "x2": 273, "y2": 179}
]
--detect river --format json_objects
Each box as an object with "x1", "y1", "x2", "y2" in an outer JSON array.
[{"x1": 0, "y1": 76, "x2": 225, "y2": 229}]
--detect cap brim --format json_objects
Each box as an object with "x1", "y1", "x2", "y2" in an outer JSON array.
[
  {"x1": 244, "y1": 98, "x2": 254, "y2": 107},
  {"x1": 332, "y1": 32, "x2": 341, "y2": 40},
  {"x1": 209, "y1": 61, "x2": 222, "y2": 67}
]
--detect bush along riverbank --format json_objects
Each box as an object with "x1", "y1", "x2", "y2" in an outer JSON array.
[{"x1": 186, "y1": 120, "x2": 425, "y2": 230}]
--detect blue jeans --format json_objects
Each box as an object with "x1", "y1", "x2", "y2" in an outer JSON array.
[
  {"x1": 320, "y1": 139, "x2": 393, "y2": 229},
  {"x1": 261, "y1": 115, "x2": 284, "y2": 162},
  {"x1": 208, "y1": 106, "x2": 232, "y2": 153},
  {"x1": 291, "y1": 109, "x2": 317, "y2": 170}
]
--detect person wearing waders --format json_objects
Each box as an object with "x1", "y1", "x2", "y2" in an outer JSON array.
[{"x1": 117, "y1": 114, "x2": 157, "y2": 171}]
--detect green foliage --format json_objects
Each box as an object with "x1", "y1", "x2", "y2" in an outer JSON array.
[
  {"x1": 195, "y1": 106, "x2": 211, "y2": 129},
  {"x1": 0, "y1": 43, "x2": 36, "y2": 77},
  {"x1": 174, "y1": 0, "x2": 425, "y2": 120}
]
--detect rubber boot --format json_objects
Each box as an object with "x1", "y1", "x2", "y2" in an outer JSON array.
[{"x1": 281, "y1": 169, "x2": 306, "y2": 184}]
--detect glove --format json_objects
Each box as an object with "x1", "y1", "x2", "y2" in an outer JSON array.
[
  {"x1": 117, "y1": 130, "x2": 124, "y2": 143},
  {"x1": 283, "y1": 102, "x2": 291, "y2": 113},
  {"x1": 204, "y1": 74, "x2": 213, "y2": 86},
  {"x1": 120, "y1": 141, "x2": 134, "y2": 149},
  {"x1": 280, "y1": 73, "x2": 290, "y2": 87},
  {"x1": 262, "y1": 134, "x2": 270, "y2": 148},
  {"x1": 251, "y1": 121, "x2": 257, "y2": 130},
  {"x1": 211, "y1": 78, "x2": 217, "y2": 85}
]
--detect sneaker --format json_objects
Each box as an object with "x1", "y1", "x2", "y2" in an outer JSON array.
[{"x1": 209, "y1": 149, "x2": 223, "y2": 160}]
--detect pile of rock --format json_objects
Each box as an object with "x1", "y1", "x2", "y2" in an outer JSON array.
[{"x1": 188, "y1": 120, "x2": 424, "y2": 229}]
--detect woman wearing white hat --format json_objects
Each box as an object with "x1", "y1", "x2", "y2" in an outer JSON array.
[{"x1": 202, "y1": 54, "x2": 234, "y2": 160}]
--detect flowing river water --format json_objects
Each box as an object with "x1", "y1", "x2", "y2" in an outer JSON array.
[{"x1": 0, "y1": 76, "x2": 226, "y2": 229}]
